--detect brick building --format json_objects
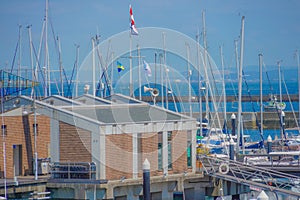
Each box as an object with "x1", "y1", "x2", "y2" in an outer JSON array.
[
  {"x1": 1, "y1": 94, "x2": 203, "y2": 199},
  {"x1": 0, "y1": 97, "x2": 51, "y2": 178}
]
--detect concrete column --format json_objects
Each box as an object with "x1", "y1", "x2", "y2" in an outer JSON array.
[
  {"x1": 50, "y1": 119, "x2": 60, "y2": 162},
  {"x1": 99, "y1": 126, "x2": 106, "y2": 180},
  {"x1": 133, "y1": 133, "x2": 138, "y2": 179},
  {"x1": 162, "y1": 131, "x2": 168, "y2": 175}
]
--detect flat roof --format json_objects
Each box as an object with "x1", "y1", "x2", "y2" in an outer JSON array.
[{"x1": 68, "y1": 104, "x2": 191, "y2": 124}]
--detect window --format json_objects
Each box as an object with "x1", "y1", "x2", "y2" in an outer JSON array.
[
  {"x1": 1, "y1": 124, "x2": 7, "y2": 136},
  {"x1": 158, "y1": 132, "x2": 162, "y2": 170},
  {"x1": 187, "y1": 130, "x2": 192, "y2": 167},
  {"x1": 168, "y1": 131, "x2": 172, "y2": 169},
  {"x1": 32, "y1": 123, "x2": 38, "y2": 135}
]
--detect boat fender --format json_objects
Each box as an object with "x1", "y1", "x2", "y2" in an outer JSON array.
[{"x1": 219, "y1": 163, "x2": 229, "y2": 174}]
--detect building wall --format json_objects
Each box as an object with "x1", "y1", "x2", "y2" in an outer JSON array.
[
  {"x1": 0, "y1": 114, "x2": 50, "y2": 178},
  {"x1": 105, "y1": 133, "x2": 133, "y2": 180},
  {"x1": 140, "y1": 132, "x2": 161, "y2": 177},
  {"x1": 171, "y1": 130, "x2": 191, "y2": 174},
  {"x1": 59, "y1": 121, "x2": 91, "y2": 163}
]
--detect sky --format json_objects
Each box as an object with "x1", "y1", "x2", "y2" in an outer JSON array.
[{"x1": 0, "y1": 0, "x2": 299, "y2": 74}]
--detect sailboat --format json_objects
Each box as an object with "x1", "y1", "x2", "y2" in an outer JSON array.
[{"x1": 264, "y1": 94, "x2": 286, "y2": 112}]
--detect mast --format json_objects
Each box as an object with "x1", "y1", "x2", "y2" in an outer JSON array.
[
  {"x1": 75, "y1": 44, "x2": 80, "y2": 97},
  {"x1": 163, "y1": 32, "x2": 168, "y2": 109},
  {"x1": 18, "y1": 25, "x2": 22, "y2": 95},
  {"x1": 92, "y1": 38, "x2": 96, "y2": 96},
  {"x1": 45, "y1": 0, "x2": 50, "y2": 96},
  {"x1": 278, "y1": 60, "x2": 284, "y2": 139},
  {"x1": 159, "y1": 52, "x2": 163, "y2": 108},
  {"x1": 196, "y1": 31, "x2": 203, "y2": 136},
  {"x1": 27, "y1": 25, "x2": 35, "y2": 97},
  {"x1": 33, "y1": 89, "x2": 38, "y2": 180},
  {"x1": 202, "y1": 11, "x2": 209, "y2": 120},
  {"x1": 138, "y1": 45, "x2": 141, "y2": 100},
  {"x1": 296, "y1": 50, "x2": 300, "y2": 131},
  {"x1": 237, "y1": 16, "x2": 245, "y2": 154},
  {"x1": 259, "y1": 53, "x2": 264, "y2": 137},
  {"x1": 57, "y1": 36, "x2": 64, "y2": 96},
  {"x1": 186, "y1": 43, "x2": 192, "y2": 117},
  {"x1": 220, "y1": 45, "x2": 227, "y2": 132},
  {"x1": 234, "y1": 40, "x2": 239, "y2": 76},
  {"x1": 129, "y1": 33, "x2": 133, "y2": 96}
]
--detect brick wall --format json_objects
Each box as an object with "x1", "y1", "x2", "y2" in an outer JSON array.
[
  {"x1": 139, "y1": 132, "x2": 161, "y2": 177},
  {"x1": 59, "y1": 121, "x2": 91, "y2": 163},
  {"x1": 106, "y1": 133, "x2": 133, "y2": 180},
  {"x1": 0, "y1": 115, "x2": 50, "y2": 178},
  {"x1": 171, "y1": 130, "x2": 190, "y2": 174}
]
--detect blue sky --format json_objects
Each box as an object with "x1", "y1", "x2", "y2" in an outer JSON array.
[{"x1": 0, "y1": 0, "x2": 299, "y2": 73}]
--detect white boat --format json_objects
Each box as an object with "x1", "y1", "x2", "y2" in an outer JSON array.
[{"x1": 264, "y1": 94, "x2": 286, "y2": 112}]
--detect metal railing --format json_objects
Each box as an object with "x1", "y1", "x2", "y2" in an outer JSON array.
[
  {"x1": 197, "y1": 154, "x2": 300, "y2": 198},
  {"x1": 49, "y1": 162, "x2": 96, "y2": 180}
]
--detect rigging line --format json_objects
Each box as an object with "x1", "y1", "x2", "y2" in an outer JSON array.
[
  {"x1": 173, "y1": 81, "x2": 185, "y2": 113},
  {"x1": 263, "y1": 61, "x2": 274, "y2": 95},
  {"x1": 96, "y1": 46, "x2": 112, "y2": 96},
  {"x1": 96, "y1": 50, "x2": 111, "y2": 97},
  {"x1": 32, "y1": 42, "x2": 46, "y2": 95},
  {"x1": 5, "y1": 42, "x2": 19, "y2": 96},
  {"x1": 281, "y1": 72, "x2": 299, "y2": 130},
  {"x1": 10, "y1": 41, "x2": 19, "y2": 74},
  {"x1": 65, "y1": 62, "x2": 77, "y2": 98},
  {"x1": 205, "y1": 57, "x2": 223, "y2": 133},
  {"x1": 241, "y1": 70, "x2": 264, "y2": 146}
]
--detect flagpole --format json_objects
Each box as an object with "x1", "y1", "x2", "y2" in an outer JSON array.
[
  {"x1": 129, "y1": 32, "x2": 133, "y2": 97},
  {"x1": 111, "y1": 52, "x2": 114, "y2": 95},
  {"x1": 138, "y1": 45, "x2": 142, "y2": 100},
  {"x1": 92, "y1": 37, "x2": 96, "y2": 96}
]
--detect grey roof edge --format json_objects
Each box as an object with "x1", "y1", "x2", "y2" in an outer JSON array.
[
  {"x1": 43, "y1": 95, "x2": 84, "y2": 105},
  {"x1": 106, "y1": 93, "x2": 149, "y2": 105},
  {"x1": 75, "y1": 94, "x2": 115, "y2": 104},
  {"x1": 20, "y1": 95, "x2": 104, "y2": 125}
]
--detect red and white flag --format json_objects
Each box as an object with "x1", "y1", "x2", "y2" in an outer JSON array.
[{"x1": 129, "y1": 4, "x2": 139, "y2": 35}]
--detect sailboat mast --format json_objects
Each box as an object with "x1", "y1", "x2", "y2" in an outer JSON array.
[
  {"x1": 18, "y1": 25, "x2": 22, "y2": 95},
  {"x1": 202, "y1": 11, "x2": 209, "y2": 120},
  {"x1": 196, "y1": 31, "x2": 203, "y2": 136},
  {"x1": 163, "y1": 32, "x2": 168, "y2": 109},
  {"x1": 186, "y1": 43, "x2": 192, "y2": 117},
  {"x1": 92, "y1": 38, "x2": 96, "y2": 96},
  {"x1": 27, "y1": 25, "x2": 35, "y2": 97},
  {"x1": 259, "y1": 53, "x2": 264, "y2": 137},
  {"x1": 237, "y1": 16, "x2": 245, "y2": 154},
  {"x1": 277, "y1": 61, "x2": 284, "y2": 139},
  {"x1": 296, "y1": 50, "x2": 300, "y2": 131},
  {"x1": 220, "y1": 45, "x2": 227, "y2": 128},
  {"x1": 75, "y1": 44, "x2": 80, "y2": 97},
  {"x1": 57, "y1": 36, "x2": 64, "y2": 97},
  {"x1": 45, "y1": 0, "x2": 50, "y2": 97}
]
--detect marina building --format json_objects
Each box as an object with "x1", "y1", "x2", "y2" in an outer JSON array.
[{"x1": 1, "y1": 94, "x2": 215, "y2": 199}]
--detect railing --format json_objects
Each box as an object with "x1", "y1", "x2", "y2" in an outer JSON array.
[
  {"x1": 197, "y1": 154, "x2": 300, "y2": 198},
  {"x1": 49, "y1": 162, "x2": 96, "y2": 180}
]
